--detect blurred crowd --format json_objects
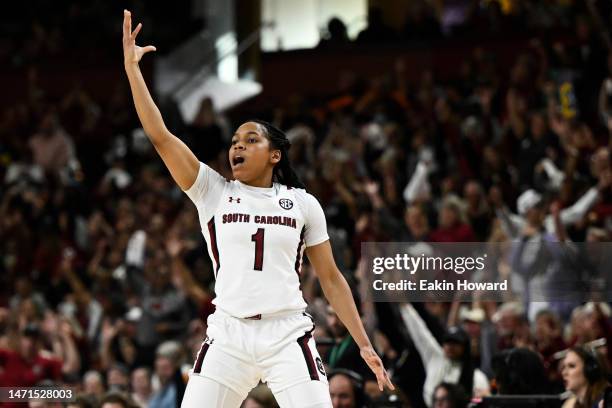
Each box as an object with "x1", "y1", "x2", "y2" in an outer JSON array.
[
  {"x1": 318, "y1": 1, "x2": 610, "y2": 48},
  {"x1": 3, "y1": 1, "x2": 612, "y2": 408},
  {"x1": 0, "y1": 0, "x2": 202, "y2": 67}
]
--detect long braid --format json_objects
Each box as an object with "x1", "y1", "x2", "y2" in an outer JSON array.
[{"x1": 250, "y1": 119, "x2": 306, "y2": 189}]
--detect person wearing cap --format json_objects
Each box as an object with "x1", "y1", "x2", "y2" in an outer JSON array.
[
  {"x1": 399, "y1": 304, "x2": 490, "y2": 407},
  {"x1": 495, "y1": 187, "x2": 603, "y2": 321},
  {"x1": 494, "y1": 178, "x2": 607, "y2": 240}
]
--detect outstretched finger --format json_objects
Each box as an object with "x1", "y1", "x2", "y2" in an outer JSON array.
[
  {"x1": 376, "y1": 369, "x2": 393, "y2": 391},
  {"x1": 122, "y1": 10, "x2": 130, "y2": 39},
  {"x1": 131, "y1": 22, "x2": 142, "y2": 40},
  {"x1": 383, "y1": 370, "x2": 395, "y2": 390},
  {"x1": 377, "y1": 373, "x2": 384, "y2": 391},
  {"x1": 124, "y1": 10, "x2": 132, "y2": 38}
]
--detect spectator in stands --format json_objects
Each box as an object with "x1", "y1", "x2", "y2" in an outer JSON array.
[
  {"x1": 149, "y1": 341, "x2": 186, "y2": 408},
  {"x1": 325, "y1": 302, "x2": 375, "y2": 387},
  {"x1": 318, "y1": 17, "x2": 350, "y2": 49},
  {"x1": 186, "y1": 97, "x2": 225, "y2": 165},
  {"x1": 65, "y1": 395, "x2": 96, "y2": 408},
  {"x1": 0, "y1": 323, "x2": 62, "y2": 387},
  {"x1": 28, "y1": 111, "x2": 75, "y2": 175},
  {"x1": 82, "y1": 370, "x2": 105, "y2": 402},
  {"x1": 99, "y1": 392, "x2": 138, "y2": 408},
  {"x1": 430, "y1": 195, "x2": 476, "y2": 242},
  {"x1": 561, "y1": 347, "x2": 608, "y2": 408},
  {"x1": 492, "y1": 348, "x2": 550, "y2": 395},
  {"x1": 431, "y1": 382, "x2": 470, "y2": 408},
  {"x1": 400, "y1": 304, "x2": 490, "y2": 406},
  {"x1": 130, "y1": 367, "x2": 153, "y2": 408},
  {"x1": 329, "y1": 370, "x2": 367, "y2": 408},
  {"x1": 356, "y1": 7, "x2": 397, "y2": 44},
  {"x1": 107, "y1": 363, "x2": 130, "y2": 393},
  {"x1": 534, "y1": 310, "x2": 567, "y2": 387}
]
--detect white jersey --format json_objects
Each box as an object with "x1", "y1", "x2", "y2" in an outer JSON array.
[{"x1": 184, "y1": 162, "x2": 329, "y2": 318}]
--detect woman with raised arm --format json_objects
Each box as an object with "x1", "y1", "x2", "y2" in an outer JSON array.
[{"x1": 122, "y1": 10, "x2": 393, "y2": 408}]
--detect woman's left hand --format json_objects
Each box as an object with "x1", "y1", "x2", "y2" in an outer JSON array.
[{"x1": 360, "y1": 345, "x2": 395, "y2": 391}]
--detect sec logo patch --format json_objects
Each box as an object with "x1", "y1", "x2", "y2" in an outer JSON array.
[{"x1": 279, "y1": 198, "x2": 293, "y2": 210}]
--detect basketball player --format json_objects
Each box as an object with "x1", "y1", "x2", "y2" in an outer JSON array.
[{"x1": 122, "y1": 10, "x2": 394, "y2": 408}]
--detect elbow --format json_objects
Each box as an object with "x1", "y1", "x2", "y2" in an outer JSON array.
[
  {"x1": 143, "y1": 124, "x2": 171, "y2": 146},
  {"x1": 147, "y1": 129, "x2": 169, "y2": 147},
  {"x1": 318, "y1": 267, "x2": 343, "y2": 290}
]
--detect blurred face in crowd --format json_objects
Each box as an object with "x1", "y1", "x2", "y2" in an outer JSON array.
[
  {"x1": 562, "y1": 351, "x2": 588, "y2": 396},
  {"x1": 439, "y1": 205, "x2": 459, "y2": 229},
  {"x1": 435, "y1": 97, "x2": 452, "y2": 122},
  {"x1": 29, "y1": 402, "x2": 62, "y2": 408},
  {"x1": 131, "y1": 368, "x2": 152, "y2": 395},
  {"x1": 155, "y1": 356, "x2": 175, "y2": 385},
  {"x1": 443, "y1": 341, "x2": 465, "y2": 361},
  {"x1": 330, "y1": 374, "x2": 356, "y2": 408},
  {"x1": 530, "y1": 113, "x2": 547, "y2": 139},
  {"x1": 462, "y1": 320, "x2": 481, "y2": 340},
  {"x1": 19, "y1": 298, "x2": 38, "y2": 321},
  {"x1": 525, "y1": 206, "x2": 545, "y2": 227},
  {"x1": 405, "y1": 205, "x2": 429, "y2": 238},
  {"x1": 230, "y1": 122, "x2": 279, "y2": 186},
  {"x1": 535, "y1": 312, "x2": 560, "y2": 345},
  {"x1": 464, "y1": 181, "x2": 482, "y2": 208},
  {"x1": 433, "y1": 386, "x2": 452, "y2": 408},
  {"x1": 569, "y1": 309, "x2": 590, "y2": 343},
  {"x1": 483, "y1": 146, "x2": 501, "y2": 169},
  {"x1": 583, "y1": 311, "x2": 603, "y2": 339},
  {"x1": 19, "y1": 333, "x2": 40, "y2": 359},
  {"x1": 326, "y1": 306, "x2": 348, "y2": 339},
  {"x1": 100, "y1": 403, "x2": 125, "y2": 408},
  {"x1": 107, "y1": 366, "x2": 129, "y2": 391},
  {"x1": 83, "y1": 372, "x2": 105, "y2": 397}
]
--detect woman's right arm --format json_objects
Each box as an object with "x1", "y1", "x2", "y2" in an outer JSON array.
[{"x1": 122, "y1": 10, "x2": 199, "y2": 191}]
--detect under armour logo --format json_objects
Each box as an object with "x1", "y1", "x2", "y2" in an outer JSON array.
[
  {"x1": 229, "y1": 197, "x2": 241, "y2": 203},
  {"x1": 315, "y1": 357, "x2": 326, "y2": 376}
]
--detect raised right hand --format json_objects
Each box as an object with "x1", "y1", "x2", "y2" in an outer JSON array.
[{"x1": 122, "y1": 10, "x2": 156, "y2": 65}]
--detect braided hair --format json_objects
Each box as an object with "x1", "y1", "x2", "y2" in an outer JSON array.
[{"x1": 249, "y1": 119, "x2": 306, "y2": 189}]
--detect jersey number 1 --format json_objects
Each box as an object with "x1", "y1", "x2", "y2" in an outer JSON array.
[{"x1": 251, "y1": 228, "x2": 265, "y2": 271}]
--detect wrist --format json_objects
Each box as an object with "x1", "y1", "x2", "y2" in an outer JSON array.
[{"x1": 124, "y1": 61, "x2": 139, "y2": 70}]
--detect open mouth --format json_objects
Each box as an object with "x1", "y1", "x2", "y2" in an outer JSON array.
[{"x1": 232, "y1": 156, "x2": 245, "y2": 167}]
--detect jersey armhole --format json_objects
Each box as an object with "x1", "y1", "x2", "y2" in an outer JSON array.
[{"x1": 304, "y1": 236, "x2": 329, "y2": 248}]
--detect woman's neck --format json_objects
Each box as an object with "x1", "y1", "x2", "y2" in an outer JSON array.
[
  {"x1": 575, "y1": 385, "x2": 588, "y2": 403},
  {"x1": 243, "y1": 170, "x2": 274, "y2": 188}
]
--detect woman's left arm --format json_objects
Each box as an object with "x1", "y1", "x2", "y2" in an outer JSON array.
[{"x1": 306, "y1": 241, "x2": 394, "y2": 391}]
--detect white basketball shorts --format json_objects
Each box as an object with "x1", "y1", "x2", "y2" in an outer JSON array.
[{"x1": 190, "y1": 309, "x2": 329, "y2": 398}]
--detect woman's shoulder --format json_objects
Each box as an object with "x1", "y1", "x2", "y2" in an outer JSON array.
[
  {"x1": 561, "y1": 395, "x2": 576, "y2": 408},
  {"x1": 285, "y1": 185, "x2": 320, "y2": 201}
]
